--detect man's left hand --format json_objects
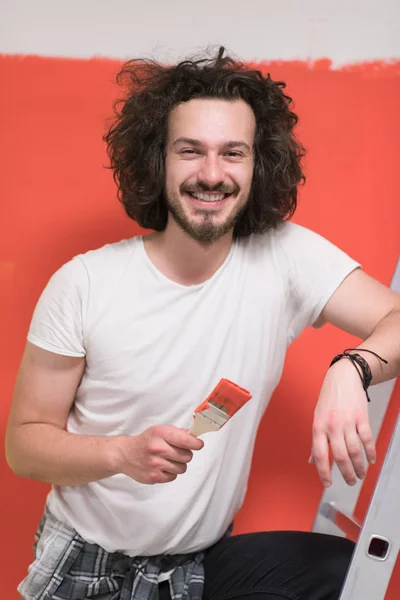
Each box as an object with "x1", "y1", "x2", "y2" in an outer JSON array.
[{"x1": 310, "y1": 359, "x2": 376, "y2": 487}]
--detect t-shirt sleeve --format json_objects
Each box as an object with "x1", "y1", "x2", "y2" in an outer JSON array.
[
  {"x1": 275, "y1": 222, "x2": 361, "y2": 345},
  {"x1": 27, "y1": 257, "x2": 88, "y2": 357}
]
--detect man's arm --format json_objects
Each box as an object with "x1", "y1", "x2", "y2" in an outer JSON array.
[
  {"x1": 310, "y1": 268, "x2": 400, "y2": 487},
  {"x1": 5, "y1": 342, "x2": 203, "y2": 486},
  {"x1": 314, "y1": 267, "x2": 400, "y2": 381},
  {"x1": 5, "y1": 342, "x2": 122, "y2": 485}
]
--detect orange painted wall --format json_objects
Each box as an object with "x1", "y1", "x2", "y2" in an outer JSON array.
[{"x1": 1, "y1": 55, "x2": 399, "y2": 598}]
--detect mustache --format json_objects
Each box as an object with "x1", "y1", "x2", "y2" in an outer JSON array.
[{"x1": 181, "y1": 182, "x2": 239, "y2": 195}]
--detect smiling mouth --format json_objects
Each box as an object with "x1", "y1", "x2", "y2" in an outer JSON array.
[{"x1": 187, "y1": 191, "x2": 232, "y2": 203}]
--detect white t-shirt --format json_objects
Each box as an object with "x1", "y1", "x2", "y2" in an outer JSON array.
[{"x1": 27, "y1": 222, "x2": 360, "y2": 556}]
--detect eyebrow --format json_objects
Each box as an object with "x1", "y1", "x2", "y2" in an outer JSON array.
[{"x1": 172, "y1": 137, "x2": 252, "y2": 152}]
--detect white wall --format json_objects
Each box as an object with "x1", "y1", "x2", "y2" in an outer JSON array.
[{"x1": 1, "y1": 0, "x2": 399, "y2": 66}]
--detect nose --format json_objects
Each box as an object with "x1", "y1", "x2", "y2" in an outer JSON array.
[{"x1": 197, "y1": 153, "x2": 225, "y2": 188}]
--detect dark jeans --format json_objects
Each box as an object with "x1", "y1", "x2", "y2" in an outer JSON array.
[{"x1": 160, "y1": 531, "x2": 354, "y2": 600}]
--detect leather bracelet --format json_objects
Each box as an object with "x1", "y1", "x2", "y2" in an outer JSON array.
[{"x1": 329, "y1": 348, "x2": 388, "y2": 402}]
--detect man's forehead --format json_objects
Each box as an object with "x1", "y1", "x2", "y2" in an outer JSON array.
[{"x1": 167, "y1": 98, "x2": 256, "y2": 141}]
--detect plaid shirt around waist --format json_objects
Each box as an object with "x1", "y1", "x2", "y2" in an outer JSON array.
[{"x1": 18, "y1": 507, "x2": 205, "y2": 600}]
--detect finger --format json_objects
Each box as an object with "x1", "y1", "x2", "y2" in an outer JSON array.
[
  {"x1": 160, "y1": 471, "x2": 178, "y2": 483},
  {"x1": 154, "y1": 442, "x2": 194, "y2": 465},
  {"x1": 161, "y1": 459, "x2": 188, "y2": 476},
  {"x1": 309, "y1": 437, "x2": 330, "y2": 464},
  {"x1": 163, "y1": 426, "x2": 204, "y2": 451},
  {"x1": 344, "y1": 428, "x2": 366, "y2": 480},
  {"x1": 308, "y1": 438, "x2": 329, "y2": 465},
  {"x1": 311, "y1": 432, "x2": 331, "y2": 487},
  {"x1": 169, "y1": 446, "x2": 194, "y2": 464},
  {"x1": 329, "y1": 434, "x2": 357, "y2": 486},
  {"x1": 148, "y1": 460, "x2": 187, "y2": 484},
  {"x1": 150, "y1": 471, "x2": 177, "y2": 484},
  {"x1": 357, "y1": 421, "x2": 376, "y2": 464}
]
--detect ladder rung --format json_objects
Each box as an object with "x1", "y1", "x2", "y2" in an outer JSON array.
[{"x1": 320, "y1": 502, "x2": 362, "y2": 541}]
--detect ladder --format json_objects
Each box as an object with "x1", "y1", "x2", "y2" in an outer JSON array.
[{"x1": 312, "y1": 256, "x2": 400, "y2": 599}]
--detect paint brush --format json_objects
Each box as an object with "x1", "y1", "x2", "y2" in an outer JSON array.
[{"x1": 189, "y1": 378, "x2": 252, "y2": 436}]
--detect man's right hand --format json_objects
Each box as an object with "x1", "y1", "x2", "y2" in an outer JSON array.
[{"x1": 115, "y1": 425, "x2": 204, "y2": 484}]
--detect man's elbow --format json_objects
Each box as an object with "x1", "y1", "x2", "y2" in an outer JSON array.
[{"x1": 5, "y1": 426, "x2": 32, "y2": 479}]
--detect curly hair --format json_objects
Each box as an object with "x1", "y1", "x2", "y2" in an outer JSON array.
[{"x1": 104, "y1": 46, "x2": 305, "y2": 237}]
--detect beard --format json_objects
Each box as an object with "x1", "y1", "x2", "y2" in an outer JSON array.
[{"x1": 166, "y1": 182, "x2": 248, "y2": 244}]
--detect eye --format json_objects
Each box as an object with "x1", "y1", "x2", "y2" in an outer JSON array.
[
  {"x1": 225, "y1": 151, "x2": 243, "y2": 158},
  {"x1": 180, "y1": 149, "x2": 199, "y2": 155}
]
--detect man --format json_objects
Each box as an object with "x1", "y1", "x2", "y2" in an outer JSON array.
[{"x1": 6, "y1": 47, "x2": 400, "y2": 600}]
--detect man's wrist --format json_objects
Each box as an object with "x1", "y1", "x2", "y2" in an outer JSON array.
[
  {"x1": 328, "y1": 355, "x2": 359, "y2": 377},
  {"x1": 104, "y1": 436, "x2": 127, "y2": 477}
]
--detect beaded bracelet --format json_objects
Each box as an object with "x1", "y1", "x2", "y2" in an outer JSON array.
[{"x1": 329, "y1": 348, "x2": 388, "y2": 402}]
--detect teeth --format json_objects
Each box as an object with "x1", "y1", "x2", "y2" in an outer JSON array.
[{"x1": 191, "y1": 192, "x2": 226, "y2": 202}]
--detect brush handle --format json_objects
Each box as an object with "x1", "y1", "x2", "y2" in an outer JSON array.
[{"x1": 189, "y1": 411, "x2": 222, "y2": 436}]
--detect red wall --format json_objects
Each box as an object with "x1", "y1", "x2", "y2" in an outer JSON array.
[{"x1": 1, "y1": 55, "x2": 399, "y2": 597}]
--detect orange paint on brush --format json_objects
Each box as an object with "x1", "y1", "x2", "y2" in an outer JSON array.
[{"x1": 194, "y1": 379, "x2": 252, "y2": 418}]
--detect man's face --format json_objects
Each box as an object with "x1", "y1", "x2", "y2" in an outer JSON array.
[{"x1": 165, "y1": 98, "x2": 256, "y2": 243}]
